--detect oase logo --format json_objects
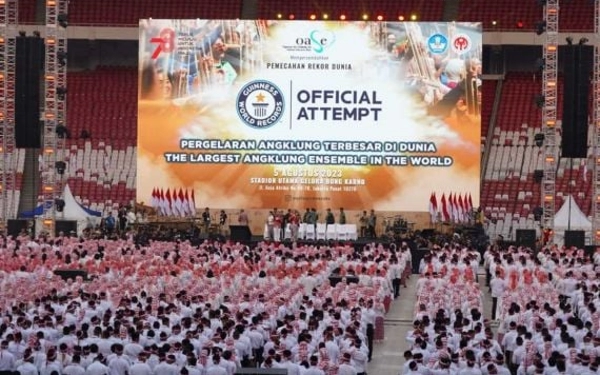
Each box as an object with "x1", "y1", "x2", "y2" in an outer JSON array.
[{"x1": 296, "y1": 30, "x2": 336, "y2": 53}]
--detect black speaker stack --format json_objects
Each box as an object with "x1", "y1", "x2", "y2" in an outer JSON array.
[
  {"x1": 561, "y1": 43, "x2": 592, "y2": 158},
  {"x1": 15, "y1": 35, "x2": 44, "y2": 148}
]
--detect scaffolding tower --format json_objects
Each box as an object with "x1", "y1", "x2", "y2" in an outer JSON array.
[
  {"x1": 40, "y1": 0, "x2": 68, "y2": 230},
  {"x1": 593, "y1": 0, "x2": 600, "y2": 243},
  {"x1": 541, "y1": 0, "x2": 559, "y2": 233},
  {"x1": 0, "y1": 0, "x2": 17, "y2": 225}
]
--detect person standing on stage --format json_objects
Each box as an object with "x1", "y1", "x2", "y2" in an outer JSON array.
[
  {"x1": 359, "y1": 211, "x2": 368, "y2": 237},
  {"x1": 219, "y1": 210, "x2": 228, "y2": 236},
  {"x1": 289, "y1": 210, "x2": 300, "y2": 242},
  {"x1": 367, "y1": 210, "x2": 377, "y2": 238},
  {"x1": 238, "y1": 209, "x2": 249, "y2": 226},
  {"x1": 325, "y1": 208, "x2": 335, "y2": 226},
  {"x1": 339, "y1": 208, "x2": 347, "y2": 225},
  {"x1": 202, "y1": 207, "x2": 211, "y2": 234}
]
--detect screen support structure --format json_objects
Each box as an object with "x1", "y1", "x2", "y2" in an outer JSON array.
[
  {"x1": 541, "y1": 0, "x2": 558, "y2": 235},
  {"x1": 0, "y1": 0, "x2": 18, "y2": 225},
  {"x1": 593, "y1": 0, "x2": 600, "y2": 243},
  {"x1": 41, "y1": 0, "x2": 68, "y2": 231}
]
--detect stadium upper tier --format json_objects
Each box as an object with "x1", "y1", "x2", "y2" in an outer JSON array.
[{"x1": 16, "y1": 0, "x2": 593, "y2": 31}]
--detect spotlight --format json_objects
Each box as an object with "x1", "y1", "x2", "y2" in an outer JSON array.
[
  {"x1": 288, "y1": 14, "x2": 295, "y2": 20},
  {"x1": 340, "y1": 14, "x2": 346, "y2": 20},
  {"x1": 535, "y1": 21, "x2": 546, "y2": 35},
  {"x1": 398, "y1": 15, "x2": 405, "y2": 21},
  {"x1": 362, "y1": 14, "x2": 368, "y2": 20},
  {"x1": 322, "y1": 14, "x2": 329, "y2": 19},
  {"x1": 579, "y1": 37, "x2": 589, "y2": 45},
  {"x1": 492, "y1": 20, "x2": 497, "y2": 26},
  {"x1": 410, "y1": 14, "x2": 417, "y2": 21},
  {"x1": 55, "y1": 161, "x2": 66, "y2": 175},
  {"x1": 534, "y1": 133, "x2": 545, "y2": 147},
  {"x1": 309, "y1": 14, "x2": 316, "y2": 20},
  {"x1": 55, "y1": 198, "x2": 65, "y2": 212},
  {"x1": 566, "y1": 36, "x2": 573, "y2": 45},
  {"x1": 57, "y1": 13, "x2": 68, "y2": 28},
  {"x1": 516, "y1": 20, "x2": 524, "y2": 28},
  {"x1": 376, "y1": 15, "x2": 383, "y2": 21},
  {"x1": 534, "y1": 95, "x2": 545, "y2": 108},
  {"x1": 276, "y1": 13, "x2": 282, "y2": 19}
]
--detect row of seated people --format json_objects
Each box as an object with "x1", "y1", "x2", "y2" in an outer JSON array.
[
  {"x1": 0, "y1": 235, "x2": 412, "y2": 374},
  {"x1": 403, "y1": 244, "x2": 494, "y2": 374},
  {"x1": 484, "y1": 245, "x2": 600, "y2": 374},
  {"x1": 18, "y1": 0, "x2": 595, "y2": 30}
]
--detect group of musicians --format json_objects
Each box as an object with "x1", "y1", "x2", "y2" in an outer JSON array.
[{"x1": 198, "y1": 207, "x2": 380, "y2": 239}]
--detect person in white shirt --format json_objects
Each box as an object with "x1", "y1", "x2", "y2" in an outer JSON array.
[
  {"x1": 301, "y1": 356, "x2": 324, "y2": 375},
  {"x1": 128, "y1": 353, "x2": 153, "y2": 375},
  {"x1": 85, "y1": 355, "x2": 110, "y2": 375},
  {"x1": 337, "y1": 353, "x2": 357, "y2": 375},
  {"x1": 63, "y1": 354, "x2": 86, "y2": 375},
  {"x1": 489, "y1": 272, "x2": 506, "y2": 320},
  {"x1": 0, "y1": 340, "x2": 15, "y2": 372}
]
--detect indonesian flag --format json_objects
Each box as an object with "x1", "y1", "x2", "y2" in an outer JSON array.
[
  {"x1": 178, "y1": 188, "x2": 186, "y2": 217},
  {"x1": 189, "y1": 189, "x2": 196, "y2": 216},
  {"x1": 184, "y1": 190, "x2": 191, "y2": 216},
  {"x1": 458, "y1": 194, "x2": 465, "y2": 223},
  {"x1": 441, "y1": 193, "x2": 450, "y2": 222},
  {"x1": 429, "y1": 193, "x2": 438, "y2": 223},
  {"x1": 151, "y1": 188, "x2": 158, "y2": 209},
  {"x1": 159, "y1": 188, "x2": 165, "y2": 215},
  {"x1": 448, "y1": 193, "x2": 455, "y2": 222},
  {"x1": 172, "y1": 188, "x2": 181, "y2": 217},
  {"x1": 165, "y1": 188, "x2": 173, "y2": 216}
]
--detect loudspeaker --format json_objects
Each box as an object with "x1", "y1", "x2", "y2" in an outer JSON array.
[
  {"x1": 229, "y1": 225, "x2": 252, "y2": 241},
  {"x1": 53, "y1": 269, "x2": 88, "y2": 281},
  {"x1": 564, "y1": 230, "x2": 585, "y2": 249},
  {"x1": 516, "y1": 229, "x2": 537, "y2": 248},
  {"x1": 534, "y1": 170, "x2": 543, "y2": 183},
  {"x1": 561, "y1": 44, "x2": 592, "y2": 158},
  {"x1": 15, "y1": 36, "x2": 44, "y2": 148},
  {"x1": 7, "y1": 219, "x2": 29, "y2": 237},
  {"x1": 55, "y1": 220, "x2": 77, "y2": 236}
]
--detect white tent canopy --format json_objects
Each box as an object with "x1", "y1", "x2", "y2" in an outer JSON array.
[
  {"x1": 553, "y1": 195, "x2": 591, "y2": 245},
  {"x1": 35, "y1": 184, "x2": 101, "y2": 235}
]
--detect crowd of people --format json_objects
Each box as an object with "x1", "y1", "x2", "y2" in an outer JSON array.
[
  {"x1": 400, "y1": 243, "x2": 600, "y2": 375},
  {"x1": 0, "y1": 234, "x2": 414, "y2": 375}
]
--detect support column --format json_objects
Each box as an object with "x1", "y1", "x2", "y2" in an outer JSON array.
[
  {"x1": 40, "y1": 0, "x2": 67, "y2": 232},
  {"x1": 593, "y1": 0, "x2": 600, "y2": 243},
  {"x1": 0, "y1": 0, "x2": 18, "y2": 224},
  {"x1": 541, "y1": 0, "x2": 559, "y2": 233}
]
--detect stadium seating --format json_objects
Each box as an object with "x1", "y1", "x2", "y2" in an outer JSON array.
[
  {"x1": 257, "y1": 0, "x2": 443, "y2": 20},
  {"x1": 18, "y1": 0, "x2": 37, "y2": 24},
  {"x1": 41, "y1": 67, "x2": 138, "y2": 212},
  {"x1": 482, "y1": 72, "x2": 593, "y2": 239},
  {"x1": 458, "y1": 0, "x2": 594, "y2": 31},
  {"x1": 0, "y1": 150, "x2": 26, "y2": 220},
  {"x1": 69, "y1": 0, "x2": 243, "y2": 25}
]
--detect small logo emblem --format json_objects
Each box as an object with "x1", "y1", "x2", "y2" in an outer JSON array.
[
  {"x1": 451, "y1": 34, "x2": 472, "y2": 55},
  {"x1": 236, "y1": 80, "x2": 285, "y2": 129},
  {"x1": 427, "y1": 33, "x2": 448, "y2": 54}
]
